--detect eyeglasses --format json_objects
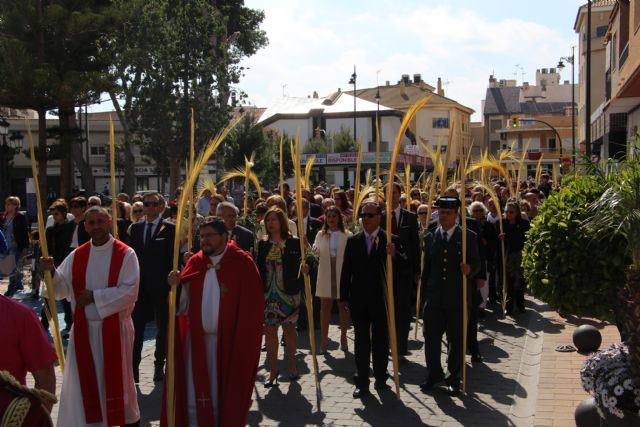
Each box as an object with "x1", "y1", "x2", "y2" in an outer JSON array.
[
  {"x1": 417, "y1": 212, "x2": 428, "y2": 216},
  {"x1": 143, "y1": 201, "x2": 160, "y2": 207},
  {"x1": 133, "y1": 209, "x2": 143, "y2": 214},
  {"x1": 361, "y1": 213, "x2": 378, "y2": 219}
]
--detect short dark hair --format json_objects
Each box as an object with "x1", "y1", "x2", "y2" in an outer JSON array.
[
  {"x1": 142, "y1": 192, "x2": 166, "y2": 205},
  {"x1": 50, "y1": 202, "x2": 68, "y2": 215},
  {"x1": 200, "y1": 217, "x2": 228, "y2": 235}
]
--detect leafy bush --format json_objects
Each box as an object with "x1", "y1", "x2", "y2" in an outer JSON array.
[
  {"x1": 303, "y1": 137, "x2": 329, "y2": 154},
  {"x1": 332, "y1": 126, "x2": 358, "y2": 152},
  {"x1": 523, "y1": 173, "x2": 628, "y2": 319}
]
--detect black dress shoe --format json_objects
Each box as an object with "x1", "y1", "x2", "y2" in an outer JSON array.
[
  {"x1": 352, "y1": 387, "x2": 370, "y2": 398},
  {"x1": 471, "y1": 353, "x2": 483, "y2": 363},
  {"x1": 447, "y1": 383, "x2": 460, "y2": 396},
  {"x1": 153, "y1": 366, "x2": 164, "y2": 382},
  {"x1": 419, "y1": 375, "x2": 444, "y2": 391},
  {"x1": 264, "y1": 371, "x2": 279, "y2": 388},
  {"x1": 374, "y1": 379, "x2": 387, "y2": 391},
  {"x1": 133, "y1": 370, "x2": 140, "y2": 384}
]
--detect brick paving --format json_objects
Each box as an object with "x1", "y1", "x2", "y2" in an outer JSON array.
[{"x1": 3, "y1": 270, "x2": 622, "y2": 426}]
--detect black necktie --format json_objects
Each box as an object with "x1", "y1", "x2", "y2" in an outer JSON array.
[
  {"x1": 145, "y1": 222, "x2": 153, "y2": 245},
  {"x1": 442, "y1": 231, "x2": 448, "y2": 243}
]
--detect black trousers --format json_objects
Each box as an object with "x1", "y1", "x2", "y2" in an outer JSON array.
[
  {"x1": 132, "y1": 290, "x2": 168, "y2": 372},
  {"x1": 467, "y1": 288, "x2": 481, "y2": 356},
  {"x1": 40, "y1": 298, "x2": 73, "y2": 331},
  {"x1": 393, "y1": 274, "x2": 412, "y2": 353},
  {"x1": 506, "y1": 275, "x2": 525, "y2": 312},
  {"x1": 487, "y1": 262, "x2": 499, "y2": 303},
  {"x1": 423, "y1": 305, "x2": 463, "y2": 385},
  {"x1": 351, "y1": 304, "x2": 388, "y2": 387}
]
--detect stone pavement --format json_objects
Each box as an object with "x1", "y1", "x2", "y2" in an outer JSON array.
[{"x1": 3, "y1": 270, "x2": 621, "y2": 426}]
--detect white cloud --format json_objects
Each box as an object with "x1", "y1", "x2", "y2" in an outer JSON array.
[{"x1": 240, "y1": 1, "x2": 579, "y2": 120}]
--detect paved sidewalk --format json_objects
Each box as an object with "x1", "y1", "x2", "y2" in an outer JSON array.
[{"x1": 4, "y1": 271, "x2": 621, "y2": 426}]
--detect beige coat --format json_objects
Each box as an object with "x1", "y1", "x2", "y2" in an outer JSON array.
[{"x1": 313, "y1": 229, "x2": 351, "y2": 299}]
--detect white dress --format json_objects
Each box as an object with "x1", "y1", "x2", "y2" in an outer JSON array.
[{"x1": 52, "y1": 236, "x2": 140, "y2": 427}]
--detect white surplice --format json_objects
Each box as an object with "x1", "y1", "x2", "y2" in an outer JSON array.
[
  {"x1": 51, "y1": 236, "x2": 140, "y2": 427},
  {"x1": 178, "y1": 249, "x2": 223, "y2": 427}
]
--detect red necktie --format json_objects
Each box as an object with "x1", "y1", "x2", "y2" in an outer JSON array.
[{"x1": 391, "y1": 211, "x2": 399, "y2": 235}]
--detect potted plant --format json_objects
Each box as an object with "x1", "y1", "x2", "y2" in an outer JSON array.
[
  {"x1": 581, "y1": 343, "x2": 640, "y2": 425},
  {"x1": 582, "y1": 132, "x2": 640, "y2": 425}
]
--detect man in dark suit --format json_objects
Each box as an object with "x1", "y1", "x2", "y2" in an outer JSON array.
[
  {"x1": 340, "y1": 200, "x2": 407, "y2": 398},
  {"x1": 302, "y1": 188, "x2": 323, "y2": 219},
  {"x1": 420, "y1": 197, "x2": 481, "y2": 396},
  {"x1": 216, "y1": 201, "x2": 255, "y2": 254},
  {"x1": 66, "y1": 196, "x2": 90, "y2": 249},
  {"x1": 129, "y1": 192, "x2": 175, "y2": 382},
  {"x1": 383, "y1": 182, "x2": 420, "y2": 356}
]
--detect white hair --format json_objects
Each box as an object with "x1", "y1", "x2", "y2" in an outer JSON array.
[
  {"x1": 469, "y1": 201, "x2": 487, "y2": 216},
  {"x1": 216, "y1": 201, "x2": 239, "y2": 215}
]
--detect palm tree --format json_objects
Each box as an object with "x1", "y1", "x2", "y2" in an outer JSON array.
[{"x1": 586, "y1": 130, "x2": 640, "y2": 384}]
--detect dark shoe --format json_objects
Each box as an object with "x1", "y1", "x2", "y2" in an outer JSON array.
[
  {"x1": 374, "y1": 379, "x2": 387, "y2": 391},
  {"x1": 518, "y1": 306, "x2": 526, "y2": 313},
  {"x1": 471, "y1": 353, "x2": 483, "y2": 363},
  {"x1": 399, "y1": 348, "x2": 410, "y2": 356},
  {"x1": 264, "y1": 371, "x2": 279, "y2": 388},
  {"x1": 340, "y1": 337, "x2": 348, "y2": 352},
  {"x1": 420, "y1": 374, "x2": 444, "y2": 391},
  {"x1": 133, "y1": 369, "x2": 139, "y2": 384},
  {"x1": 289, "y1": 372, "x2": 299, "y2": 381},
  {"x1": 261, "y1": 344, "x2": 267, "y2": 352},
  {"x1": 447, "y1": 383, "x2": 461, "y2": 396},
  {"x1": 478, "y1": 308, "x2": 486, "y2": 318},
  {"x1": 153, "y1": 366, "x2": 164, "y2": 382},
  {"x1": 30, "y1": 291, "x2": 40, "y2": 299},
  {"x1": 352, "y1": 387, "x2": 370, "y2": 398}
]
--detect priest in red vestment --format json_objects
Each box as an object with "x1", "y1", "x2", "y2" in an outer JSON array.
[{"x1": 161, "y1": 217, "x2": 264, "y2": 427}]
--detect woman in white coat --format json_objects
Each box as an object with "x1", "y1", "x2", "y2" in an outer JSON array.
[{"x1": 313, "y1": 205, "x2": 351, "y2": 354}]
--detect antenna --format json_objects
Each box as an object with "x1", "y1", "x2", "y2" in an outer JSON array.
[
  {"x1": 514, "y1": 64, "x2": 524, "y2": 84},
  {"x1": 282, "y1": 84, "x2": 287, "y2": 97}
]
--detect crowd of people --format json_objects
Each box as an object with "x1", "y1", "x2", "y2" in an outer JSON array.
[{"x1": 0, "y1": 172, "x2": 556, "y2": 426}]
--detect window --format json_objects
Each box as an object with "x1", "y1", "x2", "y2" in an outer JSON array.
[
  {"x1": 136, "y1": 177, "x2": 149, "y2": 192},
  {"x1": 596, "y1": 26, "x2": 608, "y2": 38},
  {"x1": 90, "y1": 145, "x2": 106, "y2": 156},
  {"x1": 548, "y1": 138, "x2": 557, "y2": 150},
  {"x1": 490, "y1": 119, "x2": 502, "y2": 132},
  {"x1": 432, "y1": 117, "x2": 449, "y2": 128}
]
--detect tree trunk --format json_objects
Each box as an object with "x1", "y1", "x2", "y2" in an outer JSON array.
[
  {"x1": 37, "y1": 109, "x2": 48, "y2": 210},
  {"x1": 109, "y1": 91, "x2": 135, "y2": 195},
  {"x1": 68, "y1": 109, "x2": 94, "y2": 194},
  {"x1": 169, "y1": 157, "x2": 180, "y2": 199},
  {"x1": 58, "y1": 106, "x2": 74, "y2": 199}
]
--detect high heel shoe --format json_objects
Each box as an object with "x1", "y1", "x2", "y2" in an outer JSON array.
[{"x1": 264, "y1": 371, "x2": 279, "y2": 388}]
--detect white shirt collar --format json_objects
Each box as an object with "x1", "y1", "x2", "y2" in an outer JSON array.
[
  {"x1": 365, "y1": 227, "x2": 380, "y2": 240},
  {"x1": 440, "y1": 225, "x2": 456, "y2": 240}
]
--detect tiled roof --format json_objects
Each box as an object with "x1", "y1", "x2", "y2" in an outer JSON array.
[
  {"x1": 483, "y1": 87, "x2": 521, "y2": 115},
  {"x1": 257, "y1": 92, "x2": 394, "y2": 125},
  {"x1": 349, "y1": 84, "x2": 474, "y2": 113}
]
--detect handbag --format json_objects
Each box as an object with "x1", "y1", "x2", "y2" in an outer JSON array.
[{"x1": 0, "y1": 253, "x2": 16, "y2": 276}]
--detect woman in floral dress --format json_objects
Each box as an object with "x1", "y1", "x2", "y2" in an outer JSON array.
[{"x1": 255, "y1": 207, "x2": 306, "y2": 387}]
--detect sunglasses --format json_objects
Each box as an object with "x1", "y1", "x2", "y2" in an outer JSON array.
[
  {"x1": 143, "y1": 201, "x2": 161, "y2": 207},
  {"x1": 133, "y1": 209, "x2": 143, "y2": 214},
  {"x1": 417, "y1": 212, "x2": 428, "y2": 216},
  {"x1": 361, "y1": 213, "x2": 378, "y2": 219},
  {"x1": 70, "y1": 204, "x2": 84, "y2": 209},
  {"x1": 472, "y1": 209, "x2": 484, "y2": 213}
]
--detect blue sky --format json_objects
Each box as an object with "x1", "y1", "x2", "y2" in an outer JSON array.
[{"x1": 240, "y1": 0, "x2": 585, "y2": 120}]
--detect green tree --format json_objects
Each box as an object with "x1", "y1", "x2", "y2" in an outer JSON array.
[
  {"x1": 332, "y1": 126, "x2": 358, "y2": 152},
  {"x1": 303, "y1": 137, "x2": 329, "y2": 154},
  {"x1": 122, "y1": 0, "x2": 267, "y2": 194}
]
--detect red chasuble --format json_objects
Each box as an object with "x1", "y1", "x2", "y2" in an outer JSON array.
[
  {"x1": 161, "y1": 240, "x2": 264, "y2": 427},
  {"x1": 71, "y1": 239, "x2": 128, "y2": 425}
]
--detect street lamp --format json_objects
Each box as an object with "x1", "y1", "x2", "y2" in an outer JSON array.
[
  {"x1": 558, "y1": 46, "x2": 576, "y2": 167},
  {"x1": 374, "y1": 87, "x2": 381, "y2": 182},
  {"x1": 348, "y1": 65, "x2": 357, "y2": 142}
]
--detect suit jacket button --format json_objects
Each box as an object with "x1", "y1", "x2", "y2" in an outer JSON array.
[
  {"x1": 443, "y1": 258, "x2": 447, "y2": 262},
  {"x1": 444, "y1": 249, "x2": 448, "y2": 254},
  {"x1": 443, "y1": 268, "x2": 447, "y2": 272},
  {"x1": 442, "y1": 276, "x2": 446, "y2": 280}
]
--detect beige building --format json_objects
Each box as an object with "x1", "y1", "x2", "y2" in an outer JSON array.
[
  {"x1": 482, "y1": 68, "x2": 577, "y2": 176},
  {"x1": 351, "y1": 74, "x2": 475, "y2": 167},
  {"x1": 574, "y1": 0, "x2": 616, "y2": 152},
  {"x1": 599, "y1": 0, "x2": 640, "y2": 158}
]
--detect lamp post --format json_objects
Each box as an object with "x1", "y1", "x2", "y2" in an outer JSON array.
[
  {"x1": 558, "y1": 46, "x2": 576, "y2": 167},
  {"x1": 346, "y1": 65, "x2": 357, "y2": 190},
  {"x1": 0, "y1": 118, "x2": 25, "y2": 203},
  {"x1": 374, "y1": 87, "x2": 381, "y2": 182}
]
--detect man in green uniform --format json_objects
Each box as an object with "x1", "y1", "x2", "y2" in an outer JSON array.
[{"x1": 419, "y1": 197, "x2": 480, "y2": 396}]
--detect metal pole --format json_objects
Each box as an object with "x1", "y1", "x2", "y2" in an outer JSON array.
[
  {"x1": 0, "y1": 136, "x2": 7, "y2": 201},
  {"x1": 585, "y1": 0, "x2": 592, "y2": 157},
  {"x1": 571, "y1": 46, "x2": 576, "y2": 166},
  {"x1": 353, "y1": 65, "x2": 357, "y2": 142}
]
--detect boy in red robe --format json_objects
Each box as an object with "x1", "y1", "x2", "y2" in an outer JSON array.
[{"x1": 162, "y1": 217, "x2": 263, "y2": 427}]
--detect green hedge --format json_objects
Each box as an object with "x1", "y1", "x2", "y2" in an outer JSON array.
[{"x1": 523, "y1": 174, "x2": 628, "y2": 319}]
